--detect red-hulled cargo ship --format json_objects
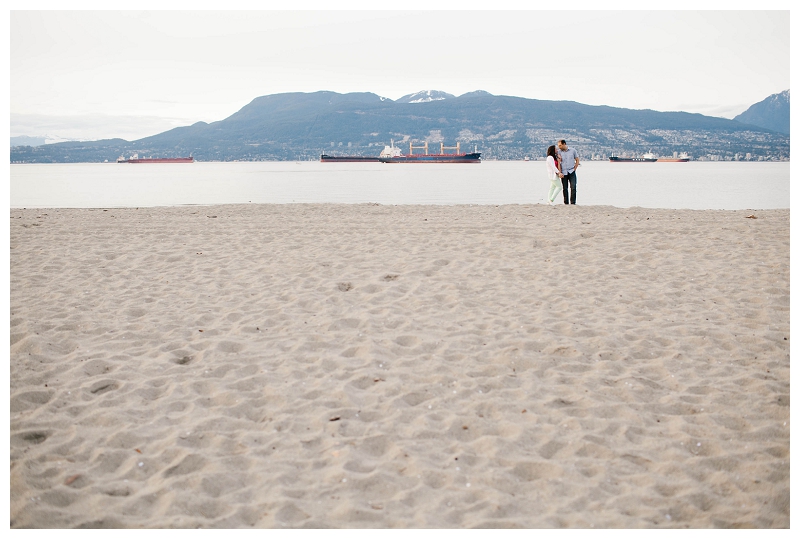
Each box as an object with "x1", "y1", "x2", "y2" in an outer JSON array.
[{"x1": 118, "y1": 154, "x2": 194, "y2": 163}]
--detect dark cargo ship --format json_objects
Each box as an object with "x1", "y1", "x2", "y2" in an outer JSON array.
[
  {"x1": 609, "y1": 151, "x2": 689, "y2": 163},
  {"x1": 118, "y1": 154, "x2": 193, "y2": 163},
  {"x1": 657, "y1": 152, "x2": 691, "y2": 162},
  {"x1": 378, "y1": 141, "x2": 481, "y2": 164},
  {"x1": 379, "y1": 152, "x2": 481, "y2": 164},
  {"x1": 320, "y1": 154, "x2": 381, "y2": 162},
  {"x1": 321, "y1": 141, "x2": 481, "y2": 164},
  {"x1": 609, "y1": 154, "x2": 657, "y2": 163}
]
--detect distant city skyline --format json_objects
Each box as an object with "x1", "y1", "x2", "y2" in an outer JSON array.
[{"x1": 10, "y1": 7, "x2": 791, "y2": 142}]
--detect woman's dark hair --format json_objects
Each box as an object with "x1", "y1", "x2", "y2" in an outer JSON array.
[{"x1": 546, "y1": 145, "x2": 557, "y2": 158}]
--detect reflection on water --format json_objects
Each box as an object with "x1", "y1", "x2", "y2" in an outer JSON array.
[{"x1": 10, "y1": 161, "x2": 789, "y2": 210}]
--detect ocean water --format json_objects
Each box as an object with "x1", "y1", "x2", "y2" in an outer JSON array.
[{"x1": 9, "y1": 160, "x2": 789, "y2": 210}]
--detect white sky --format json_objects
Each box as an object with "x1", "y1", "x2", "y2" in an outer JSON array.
[{"x1": 8, "y1": 2, "x2": 793, "y2": 142}]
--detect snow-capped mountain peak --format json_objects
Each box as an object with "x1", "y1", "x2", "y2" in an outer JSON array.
[{"x1": 396, "y1": 90, "x2": 456, "y2": 104}]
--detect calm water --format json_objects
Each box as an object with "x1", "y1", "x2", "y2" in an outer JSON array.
[{"x1": 10, "y1": 161, "x2": 789, "y2": 210}]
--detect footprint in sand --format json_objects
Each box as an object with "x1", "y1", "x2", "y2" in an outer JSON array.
[
  {"x1": 344, "y1": 460, "x2": 376, "y2": 473},
  {"x1": 163, "y1": 454, "x2": 206, "y2": 478},
  {"x1": 11, "y1": 430, "x2": 50, "y2": 446},
  {"x1": 82, "y1": 359, "x2": 115, "y2": 376},
  {"x1": 276, "y1": 503, "x2": 310, "y2": 524},
  {"x1": 172, "y1": 355, "x2": 195, "y2": 365},
  {"x1": 217, "y1": 341, "x2": 245, "y2": 354},
  {"x1": 328, "y1": 318, "x2": 361, "y2": 331},
  {"x1": 10, "y1": 390, "x2": 54, "y2": 412},
  {"x1": 538, "y1": 439, "x2": 565, "y2": 460},
  {"x1": 511, "y1": 461, "x2": 562, "y2": 481},
  {"x1": 340, "y1": 346, "x2": 365, "y2": 358},
  {"x1": 356, "y1": 435, "x2": 390, "y2": 457},
  {"x1": 400, "y1": 391, "x2": 432, "y2": 407},
  {"x1": 361, "y1": 284, "x2": 382, "y2": 294},
  {"x1": 395, "y1": 335, "x2": 420, "y2": 347},
  {"x1": 88, "y1": 380, "x2": 119, "y2": 396},
  {"x1": 347, "y1": 376, "x2": 376, "y2": 390},
  {"x1": 549, "y1": 346, "x2": 581, "y2": 358}
]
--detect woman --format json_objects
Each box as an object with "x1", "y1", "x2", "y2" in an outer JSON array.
[{"x1": 545, "y1": 145, "x2": 563, "y2": 205}]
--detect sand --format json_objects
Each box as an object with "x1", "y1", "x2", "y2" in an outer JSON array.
[{"x1": 9, "y1": 203, "x2": 789, "y2": 528}]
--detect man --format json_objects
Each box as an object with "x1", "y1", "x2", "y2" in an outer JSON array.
[{"x1": 557, "y1": 139, "x2": 580, "y2": 205}]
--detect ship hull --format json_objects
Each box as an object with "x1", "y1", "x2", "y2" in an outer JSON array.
[
  {"x1": 609, "y1": 156, "x2": 657, "y2": 163},
  {"x1": 119, "y1": 157, "x2": 194, "y2": 163},
  {"x1": 320, "y1": 155, "x2": 381, "y2": 162},
  {"x1": 379, "y1": 152, "x2": 481, "y2": 164},
  {"x1": 656, "y1": 158, "x2": 690, "y2": 162}
]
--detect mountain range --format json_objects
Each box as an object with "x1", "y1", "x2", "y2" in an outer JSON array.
[
  {"x1": 733, "y1": 90, "x2": 789, "y2": 135},
  {"x1": 11, "y1": 90, "x2": 790, "y2": 163}
]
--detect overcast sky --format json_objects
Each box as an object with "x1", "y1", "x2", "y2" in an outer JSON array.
[{"x1": 9, "y1": 6, "x2": 791, "y2": 142}]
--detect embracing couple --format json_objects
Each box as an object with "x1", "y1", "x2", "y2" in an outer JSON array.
[{"x1": 545, "y1": 139, "x2": 580, "y2": 205}]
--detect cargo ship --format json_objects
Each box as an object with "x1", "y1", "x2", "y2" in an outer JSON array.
[
  {"x1": 320, "y1": 154, "x2": 381, "y2": 162},
  {"x1": 609, "y1": 152, "x2": 657, "y2": 163},
  {"x1": 378, "y1": 141, "x2": 481, "y2": 164},
  {"x1": 657, "y1": 152, "x2": 691, "y2": 162},
  {"x1": 610, "y1": 151, "x2": 689, "y2": 163},
  {"x1": 118, "y1": 153, "x2": 193, "y2": 163}
]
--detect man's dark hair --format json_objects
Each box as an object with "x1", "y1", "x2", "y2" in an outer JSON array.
[{"x1": 558, "y1": 139, "x2": 566, "y2": 145}]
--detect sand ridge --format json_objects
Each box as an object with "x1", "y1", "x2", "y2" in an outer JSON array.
[{"x1": 9, "y1": 203, "x2": 789, "y2": 528}]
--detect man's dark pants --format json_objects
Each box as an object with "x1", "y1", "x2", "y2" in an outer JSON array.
[{"x1": 561, "y1": 171, "x2": 577, "y2": 204}]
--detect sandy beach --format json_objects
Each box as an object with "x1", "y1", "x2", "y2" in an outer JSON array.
[{"x1": 9, "y1": 203, "x2": 789, "y2": 528}]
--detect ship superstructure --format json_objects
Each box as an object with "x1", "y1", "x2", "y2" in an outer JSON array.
[
  {"x1": 610, "y1": 151, "x2": 689, "y2": 163},
  {"x1": 118, "y1": 153, "x2": 193, "y2": 163},
  {"x1": 378, "y1": 140, "x2": 481, "y2": 163}
]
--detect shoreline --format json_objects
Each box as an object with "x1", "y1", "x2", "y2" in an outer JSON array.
[
  {"x1": 10, "y1": 204, "x2": 789, "y2": 528},
  {"x1": 7, "y1": 202, "x2": 791, "y2": 211}
]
